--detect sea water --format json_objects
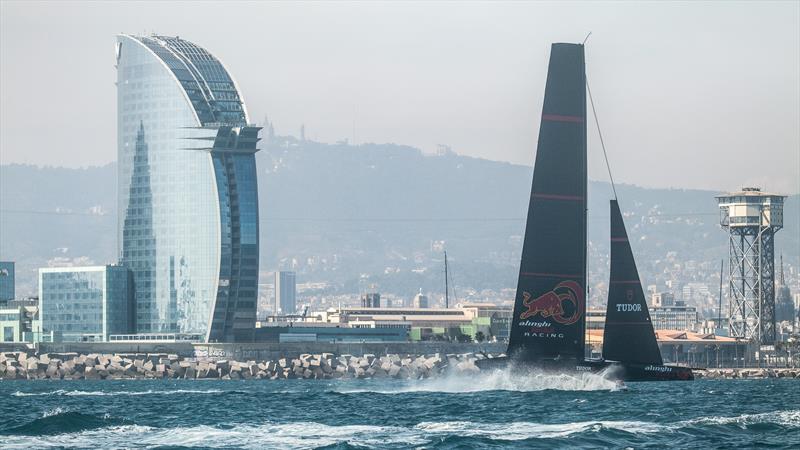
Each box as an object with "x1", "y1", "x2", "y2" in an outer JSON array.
[{"x1": 0, "y1": 370, "x2": 798, "y2": 449}]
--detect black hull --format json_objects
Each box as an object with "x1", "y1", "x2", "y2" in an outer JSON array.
[{"x1": 475, "y1": 356, "x2": 694, "y2": 382}]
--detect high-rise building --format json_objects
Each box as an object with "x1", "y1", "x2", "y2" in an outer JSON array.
[
  {"x1": 361, "y1": 293, "x2": 380, "y2": 308},
  {"x1": 275, "y1": 271, "x2": 296, "y2": 315},
  {"x1": 412, "y1": 290, "x2": 428, "y2": 309},
  {"x1": 775, "y1": 256, "x2": 794, "y2": 324},
  {"x1": 0, "y1": 261, "x2": 14, "y2": 302},
  {"x1": 39, "y1": 265, "x2": 133, "y2": 342},
  {"x1": 116, "y1": 35, "x2": 260, "y2": 342}
]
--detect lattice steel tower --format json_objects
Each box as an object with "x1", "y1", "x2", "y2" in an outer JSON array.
[{"x1": 717, "y1": 188, "x2": 785, "y2": 344}]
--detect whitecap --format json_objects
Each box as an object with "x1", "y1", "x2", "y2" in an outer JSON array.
[
  {"x1": 0, "y1": 422, "x2": 428, "y2": 449},
  {"x1": 42, "y1": 406, "x2": 67, "y2": 418},
  {"x1": 416, "y1": 419, "x2": 665, "y2": 439},
  {"x1": 11, "y1": 389, "x2": 225, "y2": 397},
  {"x1": 337, "y1": 367, "x2": 618, "y2": 394},
  {"x1": 680, "y1": 410, "x2": 800, "y2": 429}
]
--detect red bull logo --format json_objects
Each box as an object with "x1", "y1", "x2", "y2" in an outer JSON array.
[{"x1": 519, "y1": 280, "x2": 584, "y2": 325}]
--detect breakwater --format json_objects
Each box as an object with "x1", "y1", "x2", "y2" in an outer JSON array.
[
  {"x1": 3, "y1": 350, "x2": 798, "y2": 381},
  {"x1": 695, "y1": 368, "x2": 800, "y2": 379},
  {"x1": 0, "y1": 351, "x2": 485, "y2": 380}
]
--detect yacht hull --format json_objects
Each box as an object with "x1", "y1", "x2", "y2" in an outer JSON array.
[{"x1": 475, "y1": 356, "x2": 694, "y2": 381}]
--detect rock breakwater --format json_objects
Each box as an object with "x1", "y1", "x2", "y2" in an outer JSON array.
[
  {"x1": 0, "y1": 351, "x2": 482, "y2": 380},
  {"x1": 3, "y1": 352, "x2": 798, "y2": 381},
  {"x1": 694, "y1": 368, "x2": 800, "y2": 379}
]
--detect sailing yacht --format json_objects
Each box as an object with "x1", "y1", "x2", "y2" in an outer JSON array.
[{"x1": 476, "y1": 42, "x2": 693, "y2": 381}]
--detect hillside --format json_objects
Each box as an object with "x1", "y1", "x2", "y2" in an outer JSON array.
[{"x1": 1, "y1": 137, "x2": 798, "y2": 308}]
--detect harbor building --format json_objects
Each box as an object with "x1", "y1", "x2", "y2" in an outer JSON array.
[
  {"x1": 306, "y1": 303, "x2": 511, "y2": 342},
  {"x1": 39, "y1": 266, "x2": 133, "y2": 342},
  {"x1": 0, "y1": 261, "x2": 14, "y2": 302},
  {"x1": 275, "y1": 271, "x2": 297, "y2": 314},
  {"x1": 254, "y1": 321, "x2": 407, "y2": 343},
  {"x1": 116, "y1": 34, "x2": 260, "y2": 342}
]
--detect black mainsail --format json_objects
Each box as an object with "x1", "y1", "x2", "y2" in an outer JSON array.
[
  {"x1": 508, "y1": 43, "x2": 587, "y2": 361},
  {"x1": 602, "y1": 200, "x2": 663, "y2": 365}
]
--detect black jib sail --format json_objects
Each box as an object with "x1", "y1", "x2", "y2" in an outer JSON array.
[
  {"x1": 507, "y1": 43, "x2": 587, "y2": 361},
  {"x1": 602, "y1": 200, "x2": 663, "y2": 365}
]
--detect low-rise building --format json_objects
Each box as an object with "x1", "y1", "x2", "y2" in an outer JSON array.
[
  {"x1": 306, "y1": 303, "x2": 512, "y2": 342},
  {"x1": 39, "y1": 265, "x2": 134, "y2": 342},
  {"x1": 254, "y1": 320, "x2": 407, "y2": 343},
  {"x1": 0, "y1": 298, "x2": 41, "y2": 342},
  {"x1": 650, "y1": 302, "x2": 699, "y2": 332},
  {"x1": 586, "y1": 308, "x2": 607, "y2": 330},
  {"x1": 586, "y1": 328, "x2": 745, "y2": 367}
]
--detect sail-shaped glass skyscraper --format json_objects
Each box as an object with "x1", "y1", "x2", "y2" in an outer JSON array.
[{"x1": 116, "y1": 34, "x2": 260, "y2": 342}]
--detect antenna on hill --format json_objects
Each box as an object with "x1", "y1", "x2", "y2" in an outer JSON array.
[
  {"x1": 352, "y1": 105, "x2": 357, "y2": 147},
  {"x1": 444, "y1": 251, "x2": 449, "y2": 309}
]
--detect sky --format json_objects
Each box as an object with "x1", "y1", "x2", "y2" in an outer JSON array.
[{"x1": 1, "y1": 1, "x2": 798, "y2": 193}]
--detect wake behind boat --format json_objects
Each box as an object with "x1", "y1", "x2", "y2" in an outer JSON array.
[{"x1": 476, "y1": 42, "x2": 692, "y2": 381}]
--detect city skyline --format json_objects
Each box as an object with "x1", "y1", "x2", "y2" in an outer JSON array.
[
  {"x1": 1, "y1": 1, "x2": 798, "y2": 194},
  {"x1": 0, "y1": 3, "x2": 798, "y2": 447}
]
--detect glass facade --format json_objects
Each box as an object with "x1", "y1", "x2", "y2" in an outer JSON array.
[
  {"x1": 39, "y1": 266, "x2": 133, "y2": 341},
  {"x1": 117, "y1": 35, "x2": 259, "y2": 342}
]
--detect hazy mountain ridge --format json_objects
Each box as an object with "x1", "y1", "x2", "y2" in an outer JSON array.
[{"x1": 1, "y1": 138, "x2": 798, "y2": 302}]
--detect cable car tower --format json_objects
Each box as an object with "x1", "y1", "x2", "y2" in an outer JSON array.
[{"x1": 717, "y1": 187, "x2": 785, "y2": 345}]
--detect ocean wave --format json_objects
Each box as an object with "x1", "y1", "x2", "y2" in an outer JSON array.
[
  {"x1": 415, "y1": 419, "x2": 665, "y2": 439},
  {"x1": 336, "y1": 368, "x2": 619, "y2": 394},
  {"x1": 0, "y1": 422, "x2": 427, "y2": 449},
  {"x1": 1, "y1": 412, "x2": 798, "y2": 449},
  {"x1": 2, "y1": 409, "x2": 129, "y2": 436},
  {"x1": 11, "y1": 389, "x2": 226, "y2": 397},
  {"x1": 681, "y1": 410, "x2": 800, "y2": 429}
]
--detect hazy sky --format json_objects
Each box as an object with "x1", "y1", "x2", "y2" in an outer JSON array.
[{"x1": 1, "y1": 1, "x2": 798, "y2": 193}]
